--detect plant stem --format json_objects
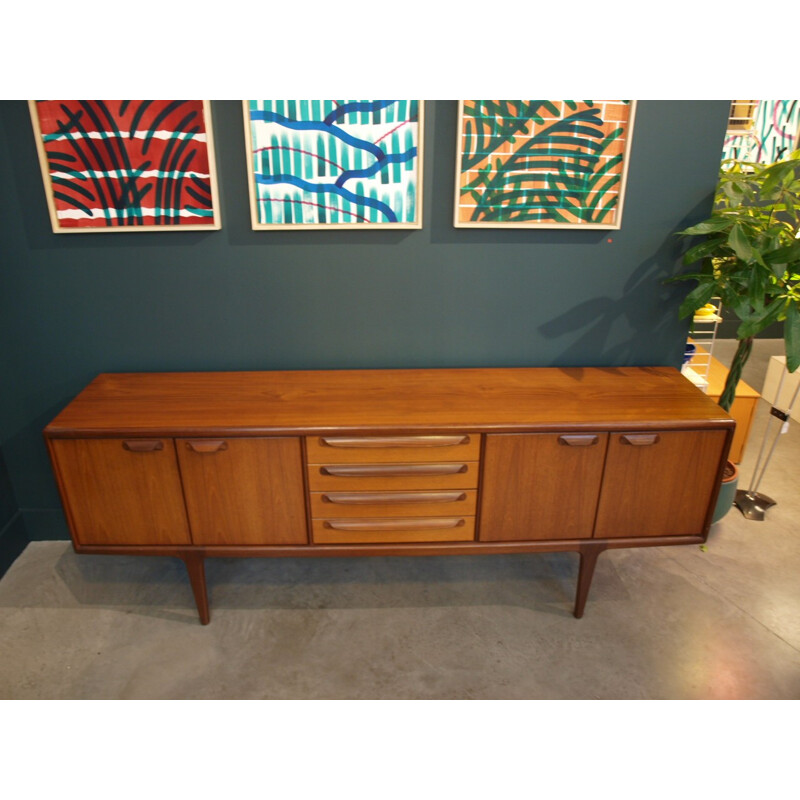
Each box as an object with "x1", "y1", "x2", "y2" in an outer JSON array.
[{"x1": 719, "y1": 336, "x2": 754, "y2": 412}]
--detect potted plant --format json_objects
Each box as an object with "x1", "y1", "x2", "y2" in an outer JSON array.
[{"x1": 670, "y1": 150, "x2": 800, "y2": 519}]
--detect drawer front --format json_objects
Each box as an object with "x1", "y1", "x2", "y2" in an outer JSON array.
[
  {"x1": 307, "y1": 431, "x2": 481, "y2": 544},
  {"x1": 307, "y1": 462, "x2": 480, "y2": 491},
  {"x1": 306, "y1": 434, "x2": 480, "y2": 463},
  {"x1": 310, "y1": 489, "x2": 477, "y2": 518},
  {"x1": 312, "y1": 516, "x2": 475, "y2": 544}
]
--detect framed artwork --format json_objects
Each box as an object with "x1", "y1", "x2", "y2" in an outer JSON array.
[
  {"x1": 454, "y1": 100, "x2": 636, "y2": 229},
  {"x1": 243, "y1": 100, "x2": 423, "y2": 229},
  {"x1": 29, "y1": 100, "x2": 221, "y2": 233}
]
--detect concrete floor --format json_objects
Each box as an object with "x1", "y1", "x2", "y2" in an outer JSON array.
[{"x1": 1, "y1": 342, "x2": 798, "y2": 699}]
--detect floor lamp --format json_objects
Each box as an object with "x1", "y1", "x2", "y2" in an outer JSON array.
[{"x1": 735, "y1": 369, "x2": 800, "y2": 520}]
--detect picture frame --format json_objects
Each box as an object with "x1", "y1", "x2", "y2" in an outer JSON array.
[
  {"x1": 243, "y1": 100, "x2": 424, "y2": 230},
  {"x1": 454, "y1": 100, "x2": 636, "y2": 230},
  {"x1": 29, "y1": 100, "x2": 221, "y2": 233},
  {"x1": 722, "y1": 99, "x2": 800, "y2": 164}
]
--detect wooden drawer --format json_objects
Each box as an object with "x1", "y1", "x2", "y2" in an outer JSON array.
[
  {"x1": 310, "y1": 489, "x2": 477, "y2": 518},
  {"x1": 312, "y1": 516, "x2": 475, "y2": 544},
  {"x1": 307, "y1": 462, "x2": 480, "y2": 491},
  {"x1": 306, "y1": 434, "x2": 480, "y2": 463}
]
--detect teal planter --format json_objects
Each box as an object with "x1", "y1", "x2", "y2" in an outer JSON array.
[{"x1": 712, "y1": 461, "x2": 739, "y2": 523}]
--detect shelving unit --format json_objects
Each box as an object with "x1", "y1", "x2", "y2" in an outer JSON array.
[
  {"x1": 681, "y1": 298, "x2": 722, "y2": 393},
  {"x1": 687, "y1": 343, "x2": 759, "y2": 463}
]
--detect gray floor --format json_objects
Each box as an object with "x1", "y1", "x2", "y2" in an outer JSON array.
[{"x1": 1, "y1": 341, "x2": 798, "y2": 699}]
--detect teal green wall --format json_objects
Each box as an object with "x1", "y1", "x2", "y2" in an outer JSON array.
[{"x1": 0, "y1": 100, "x2": 731, "y2": 549}]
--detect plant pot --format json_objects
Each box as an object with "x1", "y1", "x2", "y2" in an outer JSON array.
[{"x1": 712, "y1": 460, "x2": 739, "y2": 523}]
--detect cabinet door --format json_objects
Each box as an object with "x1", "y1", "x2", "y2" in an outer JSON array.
[
  {"x1": 176, "y1": 437, "x2": 307, "y2": 546},
  {"x1": 479, "y1": 433, "x2": 608, "y2": 541},
  {"x1": 593, "y1": 430, "x2": 727, "y2": 538},
  {"x1": 49, "y1": 438, "x2": 191, "y2": 546}
]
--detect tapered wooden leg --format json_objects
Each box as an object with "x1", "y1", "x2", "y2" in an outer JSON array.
[
  {"x1": 574, "y1": 543, "x2": 606, "y2": 618},
  {"x1": 181, "y1": 552, "x2": 210, "y2": 624}
]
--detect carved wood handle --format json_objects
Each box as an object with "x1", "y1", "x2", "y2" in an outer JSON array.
[
  {"x1": 323, "y1": 518, "x2": 466, "y2": 531},
  {"x1": 319, "y1": 463, "x2": 469, "y2": 477},
  {"x1": 122, "y1": 440, "x2": 164, "y2": 452},
  {"x1": 322, "y1": 491, "x2": 468, "y2": 505},
  {"x1": 620, "y1": 434, "x2": 660, "y2": 446},
  {"x1": 319, "y1": 435, "x2": 469, "y2": 448},
  {"x1": 185, "y1": 440, "x2": 228, "y2": 453},
  {"x1": 558, "y1": 435, "x2": 599, "y2": 447}
]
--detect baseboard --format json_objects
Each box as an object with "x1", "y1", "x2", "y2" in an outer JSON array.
[{"x1": 0, "y1": 512, "x2": 29, "y2": 579}]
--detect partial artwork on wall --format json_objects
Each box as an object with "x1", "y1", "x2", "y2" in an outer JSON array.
[
  {"x1": 29, "y1": 100, "x2": 221, "y2": 233},
  {"x1": 722, "y1": 100, "x2": 799, "y2": 164},
  {"x1": 454, "y1": 101, "x2": 636, "y2": 229},
  {"x1": 243, "y1": 100, "x2": 423, "y2": 229}
]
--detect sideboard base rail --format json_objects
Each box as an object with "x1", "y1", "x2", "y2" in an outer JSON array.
[{"x1": 73, "y1": 536, "x2": 705, "y2": 624}]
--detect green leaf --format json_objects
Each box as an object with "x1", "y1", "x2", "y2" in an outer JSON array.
[
  {"x1": 729, "y1": 297, "x2": 753, "y2": 320},
  {"x1": 682, "y1": 237, "x2": 728, "y2": 265},
  {"x1": 721, "y1": 180, "x2": 747, "y2": 206},
  {"x1": 678, "y1": 218, "x2": 732, "y2": 236},
  {"x1": 736, "y1": 299, "x2": 785, "y2": 339},
  {"x1": 728, "y1": 224, "x2": 755, "y2": 261},
  {"x1": 759, "y1": 165, "x2": 791, "y2": 197},
  {"x1": 678, "y1": 282, "x2": 717, "y2": 319},
  {"x1": 665, "y1": 271, "x2": 712, "y2": 285},
  {"x1": 785, "y1": 303, "x2": 800, "y2": 373},
  {"x1": 748, "y1": 266, "x2": 768, "y2": 311},
  {"x1": 763, "y1": 241, "x2": 800, "y2": 266}
]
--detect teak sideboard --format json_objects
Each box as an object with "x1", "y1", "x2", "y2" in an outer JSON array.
[{"x1": 44, "y1": 367, "x2": 735, "y2": 624}]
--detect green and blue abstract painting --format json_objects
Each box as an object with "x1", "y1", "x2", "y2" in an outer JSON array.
[{"x1": 246, "y1": 100, "x2": 422, "y2": 228}]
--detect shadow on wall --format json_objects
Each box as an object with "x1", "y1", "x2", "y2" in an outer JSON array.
[{"x1": 538, "y1": 203, "x2": 715, "y2": 368}]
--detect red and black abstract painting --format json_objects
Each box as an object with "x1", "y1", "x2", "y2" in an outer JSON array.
[{"x1": 30, "y1": 100, "x2": 220, "y2": 232}]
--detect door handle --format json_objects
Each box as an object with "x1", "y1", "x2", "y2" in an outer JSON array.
[
  {"x1": 185, "y1": 440, "x2": 229, "y2": 453},
  {"x1": 558, "y1": 435, "x2": 599, "y2": 447},
  {"x1": 620, "y1": 434, "x2": 660, "y2": 446},
  {"x1": 122, "y1": 440, "x2": 164, "y2": 452},
  {"x1": 319, "y1": 463, "x2": 468, "y2": 477},
  {"x1": 319, "y1": 435, "x2": 469, "y2": 448},
  {"x1": 321, "y1": 491, "x2": 468, "y2": 505},
  {"x1": 323, "y1": 518, "x2": 466, "y2": 531}
]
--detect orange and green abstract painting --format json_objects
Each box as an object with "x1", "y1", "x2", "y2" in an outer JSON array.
[{"x1": 455, "y1": 101, "x2": 635, "y2": 228}]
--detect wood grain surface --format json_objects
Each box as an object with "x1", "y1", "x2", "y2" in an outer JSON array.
[
  {"x1": 44, "y1": 367, "x2": 734, "y2": 437},
  {"x1": 176, "y1": 437, "x2": 308, "y2": 546},
  {"x1": 479, "y1": 433, "x2": 608, "y2": 541},
  {"x1": 594, "y1": 430, "x2": 728, "y2": 538},
  {"x1": 48, "y1": 438, "x2": 191, "y2": 546}
]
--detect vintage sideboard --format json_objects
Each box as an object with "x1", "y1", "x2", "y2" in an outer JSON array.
[{"x1": 44, "y1": 367, "x2": 735, "y2": 623}]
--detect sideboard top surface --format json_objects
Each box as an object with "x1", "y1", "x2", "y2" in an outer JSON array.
[{"x1": 44, "y1": 367, "x2": 734, "y2": 437}]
